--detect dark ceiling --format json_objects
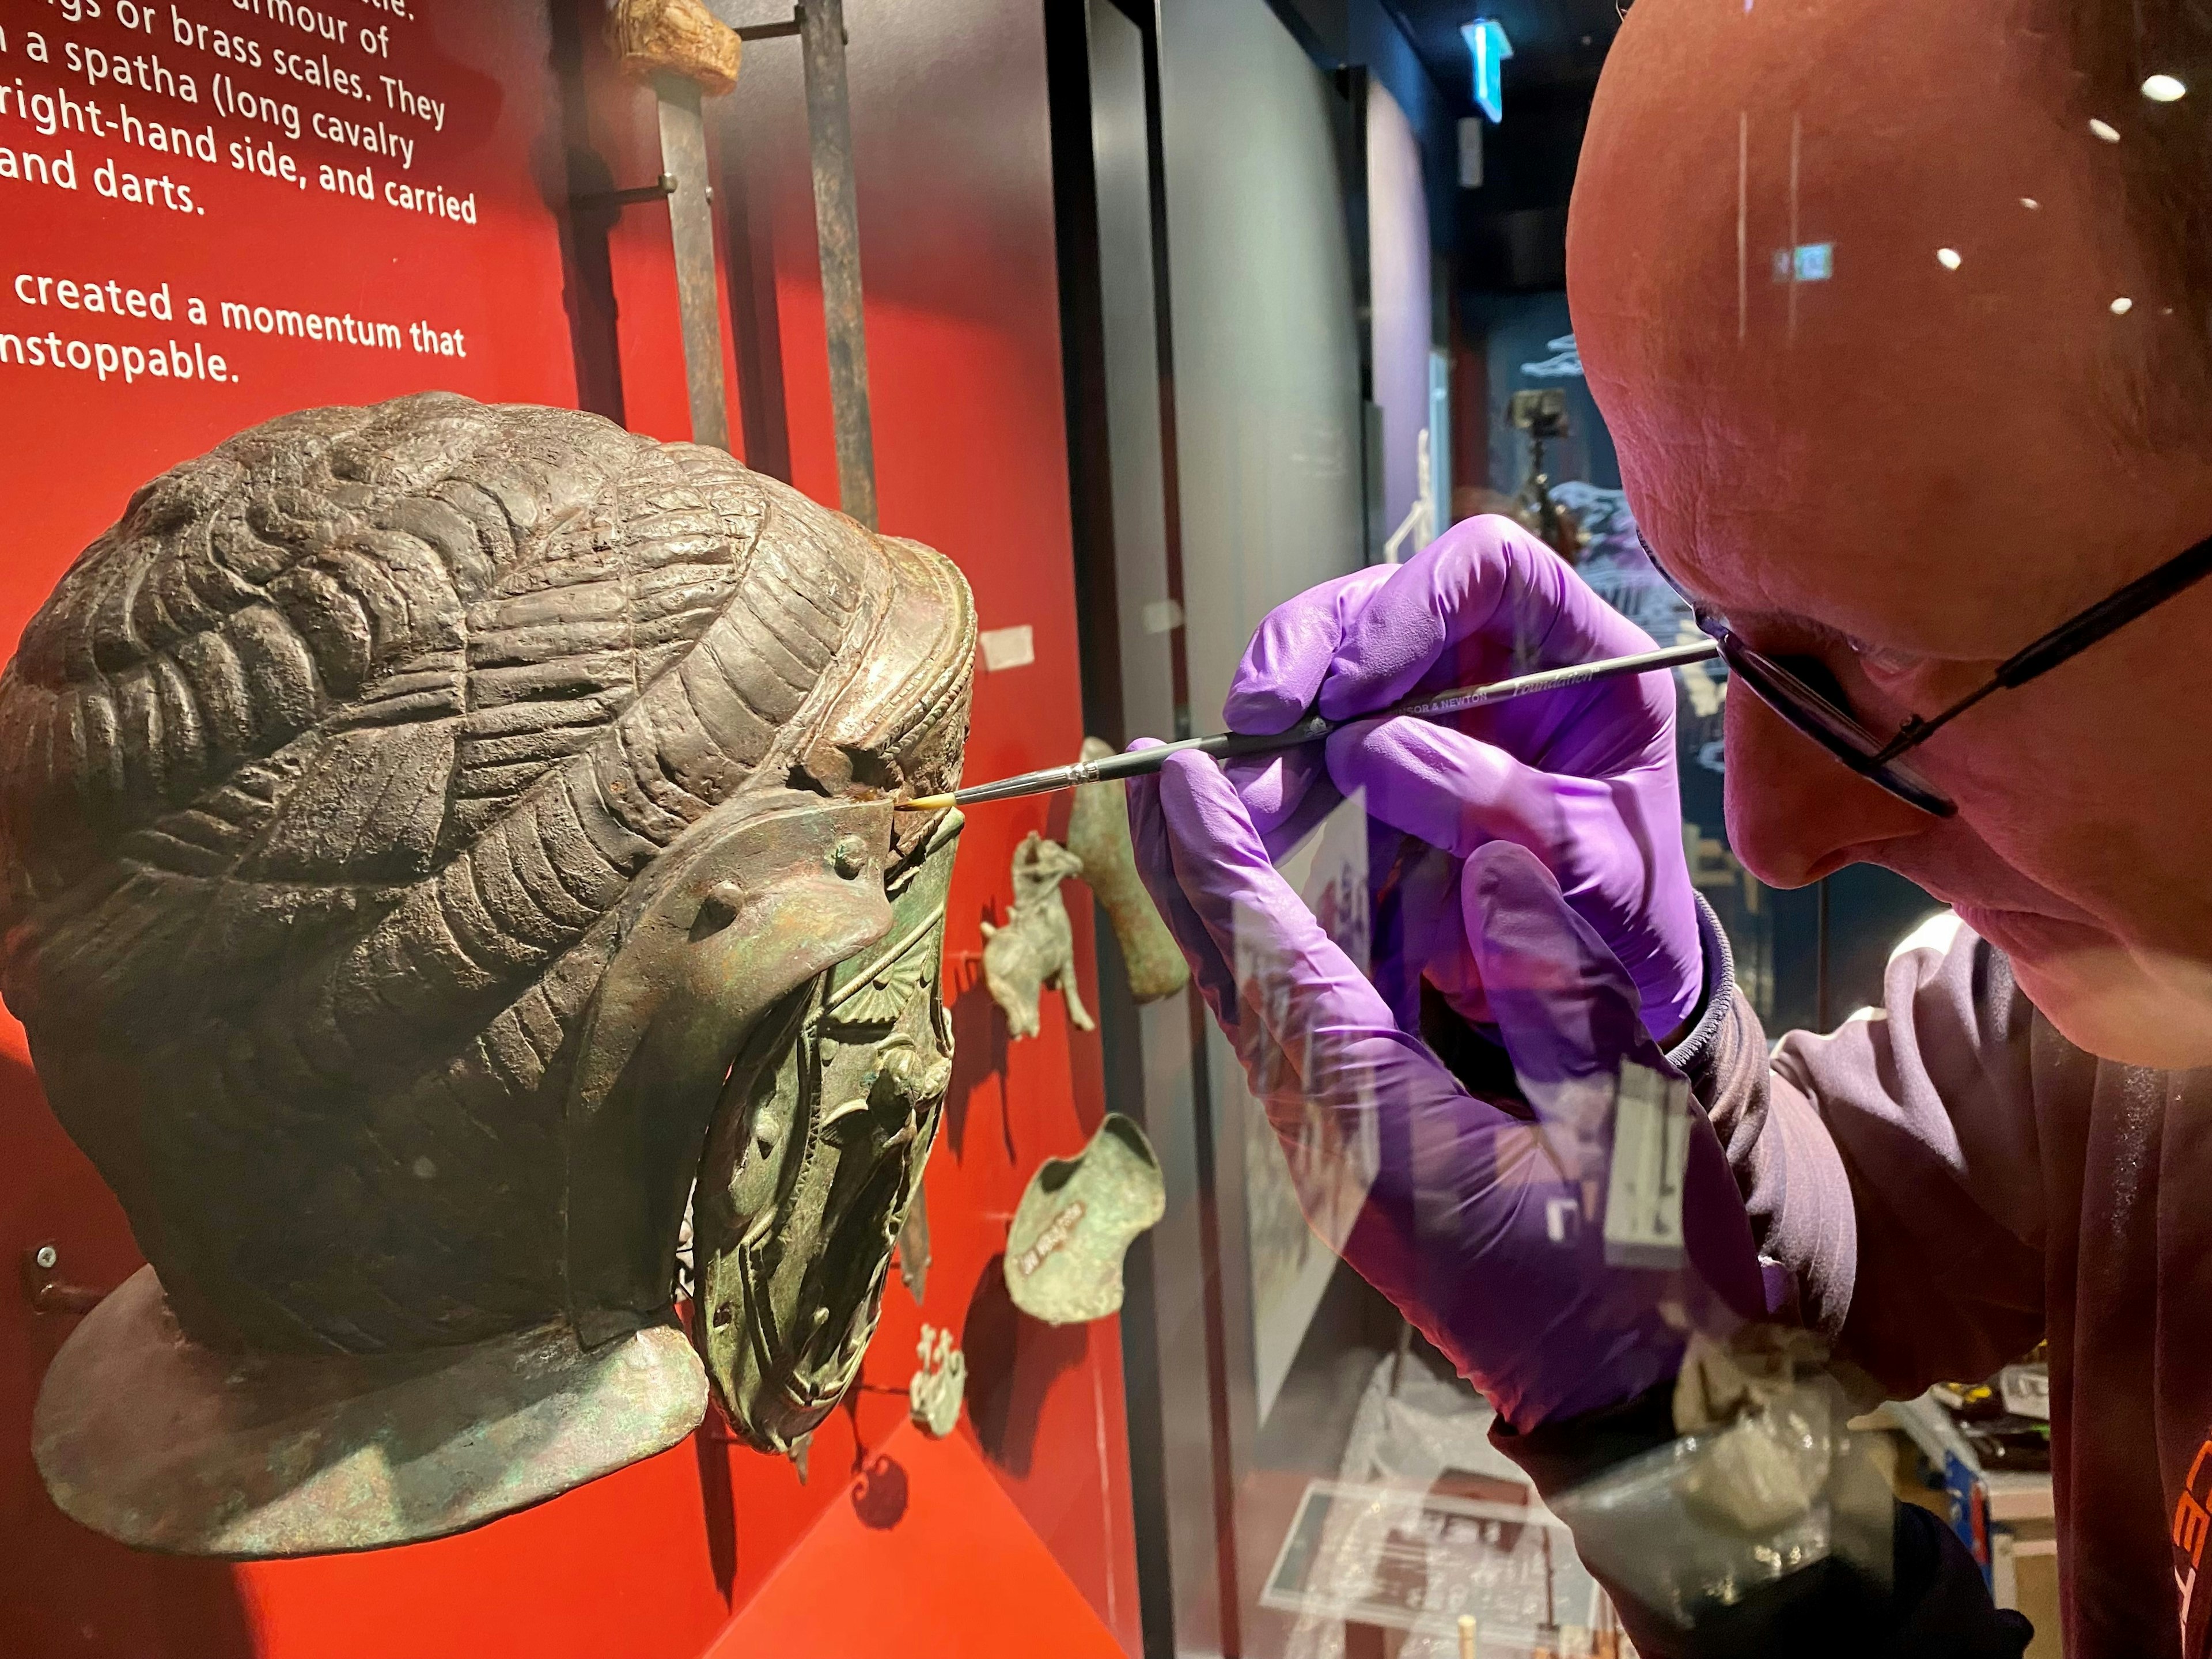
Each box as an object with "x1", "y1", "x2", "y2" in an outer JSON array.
[{"x1": 1381, "y1": 0, "x2": 1624, "y2": 112}]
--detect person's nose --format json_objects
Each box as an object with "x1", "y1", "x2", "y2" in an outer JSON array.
[{"x1": 1722, "y1": 691, "x2": 1933, "y2": 888}]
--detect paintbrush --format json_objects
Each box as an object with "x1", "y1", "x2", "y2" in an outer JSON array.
[{"x1": 901, "y1": 638, "x2": 1719, "y2": 810}]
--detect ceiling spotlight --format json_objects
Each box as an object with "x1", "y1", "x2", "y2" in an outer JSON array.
[
  {"x1": 2021, "y1": 196, "x2": 2040, "y2": 210},
  {"x1": 2111, "y1": 296, "x2": 2135, "y2": 315},
  {"x1": 2143, "y1": 74, "x2": 2187, "y2": 102},
  {"x1": 2090, "y1": 118, "x2": 2122, "y2": 141},
  {"x1": 1937, "y1": 248, "x2": 1963, "y2": 270}
]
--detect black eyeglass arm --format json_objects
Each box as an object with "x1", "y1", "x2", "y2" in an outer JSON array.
[
  {"x1": 1876, "y1": 529, "x2": 2212, "y2": 764},
  {"x1": 1995, "y1": 530, "x2": 2212, "y2": 688}
]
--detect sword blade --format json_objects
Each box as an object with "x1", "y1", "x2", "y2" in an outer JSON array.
[{"x1": 657, "y1": 77, "x2": 732, "y2": 453}]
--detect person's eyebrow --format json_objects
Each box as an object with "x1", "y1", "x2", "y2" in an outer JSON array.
[{"x1": 1637, "y1": 531, "x2": 1878, "y2": 654}]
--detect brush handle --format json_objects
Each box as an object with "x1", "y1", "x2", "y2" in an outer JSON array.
[
  {"x1": 944, "y1": 724, "x2": 1320, "y2": 805},
  {"x1": 945, "y1": 639, "x2": 1719, "y2": 807}
]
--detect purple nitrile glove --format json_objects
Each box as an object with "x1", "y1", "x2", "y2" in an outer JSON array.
[
  {"x1": 1127, "y1": 747, "x2": 1764, "y2": 1430},
  {"x1": 1221, "y1": 516, "x2": 1703, "y2": 1039}
]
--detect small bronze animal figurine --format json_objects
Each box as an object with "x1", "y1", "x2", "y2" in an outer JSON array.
[{"x1": 980, "y1": 832, "x2": 1094, "y2": 1039}]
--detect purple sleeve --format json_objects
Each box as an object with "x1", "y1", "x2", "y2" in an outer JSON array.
[
  {"x1": 1487, "y1": 904, "x2": 2044, "y2": 1653},
  {"x1": 1676, "y1": 909, "x2": 2047, "y2": 1396}
]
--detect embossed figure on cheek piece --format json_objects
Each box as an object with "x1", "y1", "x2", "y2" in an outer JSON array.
[{"x1": 2, "y1": 393, "x2": 976, "y2": 1556}]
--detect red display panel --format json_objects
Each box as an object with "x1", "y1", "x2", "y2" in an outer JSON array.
[
  {"x1": 0, "y1": 0, "x2": 1139, "y2": 1654},
  {"x1": 522, "y1": 1, "x2": 1141, "y2": 1641},
  {"x1": 0, "y1": 0, "x2": 582, "y2": 658},
  {"x1": 711, "y1": 1421, "x2": 1127, "y2": 1659}
]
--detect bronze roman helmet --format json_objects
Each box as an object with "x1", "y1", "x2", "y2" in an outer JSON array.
[{"x1": 0, "y1": 393, "x2": 974, "y2": 1555}]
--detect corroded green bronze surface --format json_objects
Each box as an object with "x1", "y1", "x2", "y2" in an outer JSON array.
[
  {"x1": 35, "y1": 1267, "x2": 704, "y2": 1557},
  {"x1": 1067, "y1": 737, "x2": 1192, "y2": 1004},
  {"x1": 693, "y1": 809, "x2": 963, "y2": 1452},
  {"x1": 1003, "y1": 1113, "x2": 1165, "y2": 1324}
]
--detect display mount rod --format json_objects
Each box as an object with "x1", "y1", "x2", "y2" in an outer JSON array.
[
  {"x1": 570, "y1": 172, "x2": 678, "y2": 211},
  {"x1": 797, "y1": 0, "x2": 879, "y2": 528},
  {"x1": 702, "y1": 2, "x2": 878, "y2": 526}
]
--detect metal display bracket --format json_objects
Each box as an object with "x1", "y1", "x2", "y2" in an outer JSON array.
[{"x1": 572, "y1": 172, "x2": 678, "y2": 211}]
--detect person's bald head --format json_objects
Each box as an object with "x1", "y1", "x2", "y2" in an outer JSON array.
[
  {"x1": 1575, "y1": 0, "x2": 2212, "y2": 638},
  {"x1": 1570, "y1": 0, "x2": 2212, "y2": 1066}
]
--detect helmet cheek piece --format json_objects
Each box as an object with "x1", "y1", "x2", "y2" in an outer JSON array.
[
  {"x1": 690, "y1": 805, "x2": 965, "y2": 1453},
  {"x1": 565, "y1": 787, "x2": 900, "y2": 1355},
  {"x1": 567, "y1": 781, "x2": 967, "y2": 1456}
]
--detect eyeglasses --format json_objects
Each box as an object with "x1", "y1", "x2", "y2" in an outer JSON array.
[{"x1": 1639, "y1": 528, "x2": 2212, "y2": 817}]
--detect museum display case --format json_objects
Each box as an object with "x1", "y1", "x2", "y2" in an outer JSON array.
[
  {"x1": 9, "y1": 0, "x2": 2162, "y2": 1653},
  {"x1": 1, "y1": 2, "x2": 1143, "y2": 1654}
]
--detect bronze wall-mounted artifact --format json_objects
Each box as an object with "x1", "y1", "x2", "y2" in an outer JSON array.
[
  {"x1": 979, "y1": 832, "x2": 1093, "y2": 1039},
  {"x1": 1066, "y1": 737, "x2": 1190, "y2": 1004},
  {"x1": 2, "y1": 393, "x2": 974, "y2": 1556},
  {"x1": 1003, "y1": 1115, "x2": 1164, "y2": 1324},
  {"x1": 897, "y1": 1182, "x2": 932, "y2": 1305},
  {"x1": 907, "y1": 1323, "x2": 964, "y2": 1439}
]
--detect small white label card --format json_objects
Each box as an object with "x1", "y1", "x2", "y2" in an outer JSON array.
[
  {"x1": 979, "y1": 624, "x2": 1035, "y2": 672},
  {"x1": 1603, "y1": 1059, "x2": 1691, "y2": 1270}
]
